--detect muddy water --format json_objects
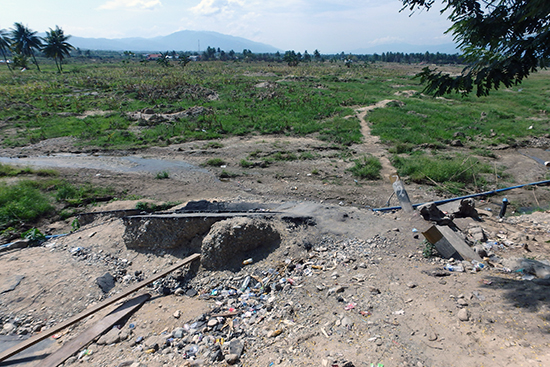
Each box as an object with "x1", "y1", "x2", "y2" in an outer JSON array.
[{"x1": 0, "y1": 153, "x2": 210, "y2": 178}]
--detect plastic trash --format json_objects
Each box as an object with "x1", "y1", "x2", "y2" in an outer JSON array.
[
  {"x1": 243, "y1": 258, "x2": 253, "y2": 265},
  {"x1": 444, "y1": 263, "x2": 464, "y2": 272}
]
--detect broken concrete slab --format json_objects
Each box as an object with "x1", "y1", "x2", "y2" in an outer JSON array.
[
  {"x1": 423, "y1": 225, "x2": 483, "y2": 262},
  {"x1": 417, "y1": 203, "x2": 452, "y2": 225}
]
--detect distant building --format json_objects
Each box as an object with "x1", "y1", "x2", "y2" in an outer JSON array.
[{"x1": 145, "y1": 54, "x2": 162, "y2": 60}]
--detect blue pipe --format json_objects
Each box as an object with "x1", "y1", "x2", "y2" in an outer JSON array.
[{"x1": 372, "y1": 179, "x2": 550, "y2": 212}]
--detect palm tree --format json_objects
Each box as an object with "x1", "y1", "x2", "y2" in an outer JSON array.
[
  {"x1": 0, "y1": 28, "x2": 13, "y2": 73},
  {"x1": 10, "y1": 23, "x2": 43, "y2": 71},
  {"x1": 43, "y1": 26, "x2": 74, "y2": 72}
]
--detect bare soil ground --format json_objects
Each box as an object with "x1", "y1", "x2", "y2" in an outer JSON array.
[{"x1": 2, "y1": 102, "x2": 550, "y2": 367}]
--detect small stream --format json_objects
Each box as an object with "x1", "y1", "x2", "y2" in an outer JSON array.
[{"x1": 0, "y1": 153, "x2": 209, "y2": 176}]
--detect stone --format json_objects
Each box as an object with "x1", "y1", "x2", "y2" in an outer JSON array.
[
  {"x1": 207, "y1": 318, "x2": 218, "y2": 327},
  {"x1": 96, "y1": 272, "x2": 115, "y2": 293},
  {"x1": 173, "y1": 310, "x2": 181, "y2": 319},
  {"x1": 2, "y1": 323, "x2": 16, "y2": 333},
  {"x1": 144, "y1": 335, "x2": 168, "y2": 351},
  {"x1": 327, "y1": 286, "x2": 345, "y2": 295},
  {"x1": 229, "y1": 339, "x2": 244, "y2": 357},
  {"x1": 368, "y1": 286, "x2": 381, "y2": 294},
  {"x1": 96, "y1": 327, "x2": 121, "y2": 345},
  {"x1": 469, "y1": 227, "x2": 487, "y2": 242},
  {"x1": 225, "y1": 353, "x2": 240, "y2": 364},
  {"x1": 406, "y1": 282, "x2": 417, "y2": 288},
  {"x1": 341, "y1": 317, "x2": 353, "y2": 328},
  {"x1": 172, "y1": 327, "x2": 185, "y2": 339},
  {"x1": 186, "y1": 288, "x2": 198, "y2": 297},
  {"x1": 174, "y1": 288, "x2": 185, "y2": 296},
  {"x1": 458, "y1": 308, "x2": 470, "y2": 321}
]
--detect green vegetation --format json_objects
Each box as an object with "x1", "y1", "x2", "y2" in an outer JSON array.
[
  {"x1": 205, "y1": 158, "x2": 226, "y2": 167},
  {"x1": 0, "y1": 166, "x2": 118, "y2": 234},
  {"x1": 135, "y1": 201, "x2": 180, "y2": 213},
  {"x1": 0, "y1": 164, "x2": 57, "y2": 177},
  {"x1": 239, "y1": 159, "x2": 255, "y2": 168},
  {"x1": 347, "y1": 155, "x2": 382, "y2": 180},
  {"x1": 0, "y1": 180, "x2": 54, "y2": 228},
  {"x1": 392, "y1": 154, "x2": 493, "y2": 194},
  {"x1": 155, "y1": 170, "x2": 170, "y2": 179},
  {"x1": 403, "y1": 0, "x2": 550, "y2": 96},
  {"x1": 1, "y1": 58, "x2": 549, "y2": 198}
]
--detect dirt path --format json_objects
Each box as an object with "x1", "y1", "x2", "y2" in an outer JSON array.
[{"x1": 353, "y1": 100, "x2": 402, "y2": 180}]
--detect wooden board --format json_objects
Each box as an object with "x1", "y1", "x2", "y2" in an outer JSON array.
[
  {"x1": 0, "y1": 253, "x2": 200, "y2": 363},
  {"x1": 39, "y1": 293, "x2": 150, "y2": 367}
]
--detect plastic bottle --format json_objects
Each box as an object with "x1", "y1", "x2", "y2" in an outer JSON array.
[{"x1": 445, "y1": 263, "x2": 464, "y2": 272}]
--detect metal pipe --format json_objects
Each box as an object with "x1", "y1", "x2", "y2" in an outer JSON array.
[{"x1": 372, "y1": 178, "x2": 550, "y2": 212}]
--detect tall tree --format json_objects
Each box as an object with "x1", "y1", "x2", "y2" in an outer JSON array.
[
  {"x1": 0, "y1": 28, "x2": 13, "y2": 73},
  {"x1": 402, "y1": 0, "x2": 550, "y2": 96},
  {"x1": 10, "y1": 23, "x2": 43, "y2": 71},
  {"x1": 42, "y1": 26, "x2": 74, "y2": 73}
]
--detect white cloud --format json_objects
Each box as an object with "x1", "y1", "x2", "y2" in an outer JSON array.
[
  {"x1": 99, "y1": 0, "x2": 162, "y2": 10},
  {"x1": 190, "y1": 0, "x2": 245, "y2": 16}
]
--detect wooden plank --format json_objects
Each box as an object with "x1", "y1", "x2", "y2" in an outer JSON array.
[
  {"x1": 39, "y1": 293, "x2": 150, "y2": 367},
  {"x1": 0, "y1": 253, "x2": 200, "y2": 363}
]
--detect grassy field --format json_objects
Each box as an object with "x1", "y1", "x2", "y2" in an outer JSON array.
[
  {"x1": 0, "y1": 60, "x2": 549, "y2": 232},
  {"x1": 1, "y1": 61, "x2": 547, "y2": 150}
]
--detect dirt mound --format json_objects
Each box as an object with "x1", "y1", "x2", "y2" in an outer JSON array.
[{"x1": 201, "y1": 217, "x2": 281, "y2": 270}]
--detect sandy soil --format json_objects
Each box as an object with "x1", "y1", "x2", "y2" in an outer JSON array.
[{"x1": 2, "y1": 102, "x2": 550, "y2": 367}]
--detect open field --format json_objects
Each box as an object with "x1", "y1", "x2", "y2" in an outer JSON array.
[
  {"x1": 2, "y1": 61, "x2": 550, "y2": 367},
  {"x1": 1, "y1": 60, "x2": 550, "y2": 233}
]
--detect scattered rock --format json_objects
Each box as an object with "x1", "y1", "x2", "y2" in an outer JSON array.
[{"x1": 458, "y1": 308, "x2": 470, "y2": 321}]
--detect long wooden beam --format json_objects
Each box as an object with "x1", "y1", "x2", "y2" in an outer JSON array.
[
  {"x1": 0, "y1": 253, "x2": 200, "y2": 363},
  {"x1": 40, "y1": 293, "x2": 151, "y2": 367}
]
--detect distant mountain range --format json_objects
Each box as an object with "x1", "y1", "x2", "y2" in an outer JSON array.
[
  {"x1": 68, "y1": 30, "x2": 280, "y2": 53},
  {"x1": 64, "y1": 30, "x2": 459, "y2": 55}
]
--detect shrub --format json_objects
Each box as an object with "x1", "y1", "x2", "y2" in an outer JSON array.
[
  {"x1": 206, "y1": 158, "x2": 226, "y2": 167},
  {"x1": 155, "y1": 170, "x2": 170, "y2": 179},
  {"x1": 347, "y1": 156, "x2": 382, "y2": 180},
  {"x1": 0, "y1": 180, "x2": 54, "y2": 228}
]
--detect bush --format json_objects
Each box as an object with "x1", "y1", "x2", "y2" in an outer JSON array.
[
  {"x1": 155, "y1": 170, "x2": 170, "y2": 179},
  {"x1": 206, "y1": 158, "x2": 226, "y2": 167},
  {"x1": 347, "y1": 156, "x2": 382, "y2": 180},
  {"x1": 0, "y1": 180, "x2": 54, "y2": 228}
]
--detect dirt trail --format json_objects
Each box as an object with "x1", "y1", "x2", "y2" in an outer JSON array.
[{"x1": 353, "y1": 100, "x2": 402, "y2": 180}]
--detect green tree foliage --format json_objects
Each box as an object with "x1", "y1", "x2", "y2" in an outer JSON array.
[
  {"x1": 42, "y1": 25, "x2": 74, "y2": 72},
  {"x1": 402, "y1": 0, "x2": 550, "y2": 96},
  {"x1": 178, "y1": 52, "x2": 191, "y2": 68},
  {"x1": 284, "y1": 50, "x2": 302, "y2": 66},
  {"x1": 156, "y1": 51, "x2": 172, "y2": 67},
  {"x1": 10, "y1": 22, "x2": 43, "y2": 71},
  {"x1": 0, "y1": 28, "x2": 13, "y2": 73}
]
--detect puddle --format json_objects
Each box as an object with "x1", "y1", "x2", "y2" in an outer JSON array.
[{"x1": 0, "y1": 154, "x2": 209, "y2": 177}]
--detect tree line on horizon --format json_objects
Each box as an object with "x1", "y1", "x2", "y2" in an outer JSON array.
[
  {"x1": 0, "y1": 23, "x2": 462, "y2": 73},
  {"x1": 0, "y1": 23, "x2": 74, "y2": 73}
]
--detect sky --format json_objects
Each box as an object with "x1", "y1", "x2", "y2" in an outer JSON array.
[{"x1": 1, "y1": 0, "x2": 455, "y2": 53}]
